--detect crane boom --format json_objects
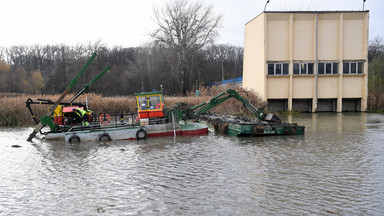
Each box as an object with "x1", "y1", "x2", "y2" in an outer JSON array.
[
  {"x1": 27, "y1": 53, "x2": 97, "y2": 141},
  {"x1": 68, "y1": 65, "x2": 111, "y2": 104}
]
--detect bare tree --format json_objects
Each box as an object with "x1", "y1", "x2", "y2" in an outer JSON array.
[
  {"x1": 368, "y1": 36, "x2": 384, "y2": 62},
  {"x1": 151, "y1": 0, "x2": 222, "y2": 96},
  {"x1": 0, "y1": 42, "x2": 245, "y2": 96}
]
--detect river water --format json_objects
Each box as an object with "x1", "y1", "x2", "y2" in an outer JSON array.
[{"x1": 0, "y1": 113, "x2": 384, "y2": 215}]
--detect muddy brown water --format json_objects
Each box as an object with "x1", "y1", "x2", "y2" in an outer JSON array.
[{"x1": 1, "y1": 113, "x2": 384, "y2": 215}]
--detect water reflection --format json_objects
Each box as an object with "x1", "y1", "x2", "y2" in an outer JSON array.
[
  {"x1": 1, "y1": 113, "x2": 384, "y2": 215},
  {"x1": 282, "y1": 112, "x2": 368, "y2": 133}
]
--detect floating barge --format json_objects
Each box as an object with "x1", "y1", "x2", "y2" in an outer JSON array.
[
  {"x1": 198, "y1": 112, "x2": 305, "y2": 136},
  {"x1": 43, "y1": 118, "x2": 208, "y2": 142},
  {"x1": 26, "y1": 53, "x2": 303, "y2": 142},
  {"x1": 30, "y1": 90, "x2": 209, "y2": 142},
  {"x1": 228, "y1": 122, "x2": 305, "y2": 136}
]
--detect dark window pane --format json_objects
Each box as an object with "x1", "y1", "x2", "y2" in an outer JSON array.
[
  {"x1": 283, "y1": 63, "x2": 289, "y2": 75},
  {"x1": 138, "y1": 97, "x2": 148, "y2": 111},
  {"x1": 333, "y1": 63, "x2": 338, "y2": 74},
  {"x1": 268, "y1": 64, "x2": 274, "y2": 75},
  {"x1": 318, "y1": 63, "x2": 324, "y2": 74},
  {"x1": 300, "y1": 63, "x2": 307, "y2": 75},
  {"x1": 276, "y1": 64, "x2": 282, "y2": 75},
  {"x1": 351, "y1": 62, "x2": 357, "y2": 73},
  {"x1": 308, "y1": 63, "x2": 314, "y2": 74},
  {"x1": 358, "y1": 62, "x2": 364, "y2": 73},
  {"x1": 293, "y1": 63, "x2": 299, "y2": 74},
  {"x1": 326, "y1": 63, "x2": 332, "y2": 74},
  {"x1": 343, "y1": 63, "x2": 349, "y2": 74}
]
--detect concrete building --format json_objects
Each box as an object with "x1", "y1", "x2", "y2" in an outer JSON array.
[{"x1": 243, "y1": 11, "x2": 369, "y2": 112}]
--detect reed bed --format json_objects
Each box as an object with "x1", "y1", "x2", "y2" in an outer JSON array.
[
  {"x1": 367, "y1": 90, "x2": 384, "y2": 112},
  {"x1": 0, "y1": 86, "x2": 265, "y2": 127}
]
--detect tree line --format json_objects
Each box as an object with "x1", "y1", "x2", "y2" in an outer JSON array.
[
  {"x1": 0, "y1": 0, "x2": 240, "y2": 97},
  {"x1": 0, "y1": 42, "x2": 243, "y2": 96},
  {"x1": 1, "y1": 36, "x2": 383, "y2": 95},
  {"x1": 367, "y1": 36, "x2": 384, "y2": 111}
]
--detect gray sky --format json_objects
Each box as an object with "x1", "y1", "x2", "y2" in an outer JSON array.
[{"x1": 0, "y1": 0, "x2": 382, "y2": 47}]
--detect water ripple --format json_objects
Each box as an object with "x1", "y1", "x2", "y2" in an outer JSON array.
[{"x1": 1, "y1": 113, "x2": 384, "y2": 215}]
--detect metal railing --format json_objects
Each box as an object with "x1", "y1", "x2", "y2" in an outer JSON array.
[{"x1": 63, "y1": 112, "x2": 140, "y2": 132}]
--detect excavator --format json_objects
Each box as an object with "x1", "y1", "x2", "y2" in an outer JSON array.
[{"x1": 137, "y1": 89, "x2": 305, "y2": 136}]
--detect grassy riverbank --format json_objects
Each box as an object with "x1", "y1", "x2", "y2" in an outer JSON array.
[{"x1": 0, "y1": 86, "x2": 265, "y2": 127}]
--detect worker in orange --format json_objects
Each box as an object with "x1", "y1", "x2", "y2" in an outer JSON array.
[{"x1": 155, "y1": 102, "x2": 164, "y2": 109}]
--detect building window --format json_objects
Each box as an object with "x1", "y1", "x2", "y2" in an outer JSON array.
[
  {"x1": 318, "y1": 62, "x2": 338, "y2": 74},
  {"x1": 343, "y1": 62, "x2": 364, "y2": 74},
  {"x1": 267, "y1": 63, "x2": 289, "y2": 75},
  {"x1": 293, "y1": 63, "x2": 314, "y2": 75}
]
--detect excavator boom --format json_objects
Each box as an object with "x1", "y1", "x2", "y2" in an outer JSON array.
[
  {"x1": 190, "y1": 89, "x2": 281, "y2": 123},
  {"x1": 183, "y1": 88, "x2": 304, "y2": 136}
]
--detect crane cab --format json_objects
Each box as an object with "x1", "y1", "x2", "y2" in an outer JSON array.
[{"x1": 135, "y1": 91, "x2": 165, "y2": 123}]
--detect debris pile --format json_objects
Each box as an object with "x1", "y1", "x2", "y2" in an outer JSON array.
[{"x1": 197, "y1": 112, "x2": 261, "y2": 134}]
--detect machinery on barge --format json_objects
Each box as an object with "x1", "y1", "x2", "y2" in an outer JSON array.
[
  {"x1": 26, "y1": 53, "x2": 304, "y2": 142},
  {"x1": 26, "y1": 53, "x2": 208, "y2": 142},
  {"x1": 165, "y1": 89, "x2": 305, "y2": 136}
]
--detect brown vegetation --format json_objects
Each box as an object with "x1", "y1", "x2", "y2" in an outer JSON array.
[
  {"x1": 367, "y1": 91, "x2": 384, "y2": 112},
  {"x1": 0, "y1": 86, "x2": 264, "y2": 127},
  {"x1": 367, "y1": 36, "x2": 384, "y2": 112}
]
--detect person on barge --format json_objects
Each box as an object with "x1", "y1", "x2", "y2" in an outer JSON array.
[{"x1": 73, "y1": 108, "x2": 90, "y2": 126}]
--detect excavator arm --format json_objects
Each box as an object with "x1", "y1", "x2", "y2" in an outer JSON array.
[
  {"x1": 190, "y1": 89, "x2": 281, "y2": 124},
  {"x1": 191, "y1": 91, "x2": 234, "y2": 117},
  {"x1": 25, "y1": 98, "x2": 85, "y2": 125}
]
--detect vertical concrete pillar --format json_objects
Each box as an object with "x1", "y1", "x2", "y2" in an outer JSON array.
[
  {"x1": 337, "y1": 13, "x2": 344, "y2": 113},
  {"x1": 288, "y1": 14, "x2": 293, "y2": 111},
  {"x1": 362, "y1": 74, "x2": 368, "y2": 111},
  {"x1": 313, "y1": 13, "x2": 319, "y2": 113},
  {"x1": 312, "y1": 78, "x2": 317, "y2": 112},
  {"x1": 337, "y1": 76, "x2": 343, "y2": 112},
  {"x1": 362, "y1": 13, "x2": 369, "y2": 111},
  {"x1": 264, "y1": 13, "x2": 269, "y2": 101}
]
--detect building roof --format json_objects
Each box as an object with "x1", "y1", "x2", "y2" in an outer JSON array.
[
  {"x1": 246, "y1": 10, "x2": 369, "y2": 25},
  {"x1": 264, "y1": 10, "x2": 369, "y2": 14},
  {"x1": 134, "y1": 91, "x2": 163, "y2": 96}
]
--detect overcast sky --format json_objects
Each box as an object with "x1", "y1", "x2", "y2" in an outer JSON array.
[{"x1": 0, "y1": 0, "x2": 382, "y2": 48}]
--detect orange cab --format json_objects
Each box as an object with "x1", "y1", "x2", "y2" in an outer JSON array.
[{"x1": 135, "y1": 91, "x2": 165, "y2": 120}]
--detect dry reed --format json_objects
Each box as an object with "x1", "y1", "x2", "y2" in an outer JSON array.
[
  {"x1": 0, "y1": 86, "x2": 265, "y2": 127},
  {"x1": 367, "y1": 90, "x2": 384, "y2": 112}
]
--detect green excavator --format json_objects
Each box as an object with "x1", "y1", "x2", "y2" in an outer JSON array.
[{"x1": 165, "y1": 89, "x2": 305, "y2": 136}]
